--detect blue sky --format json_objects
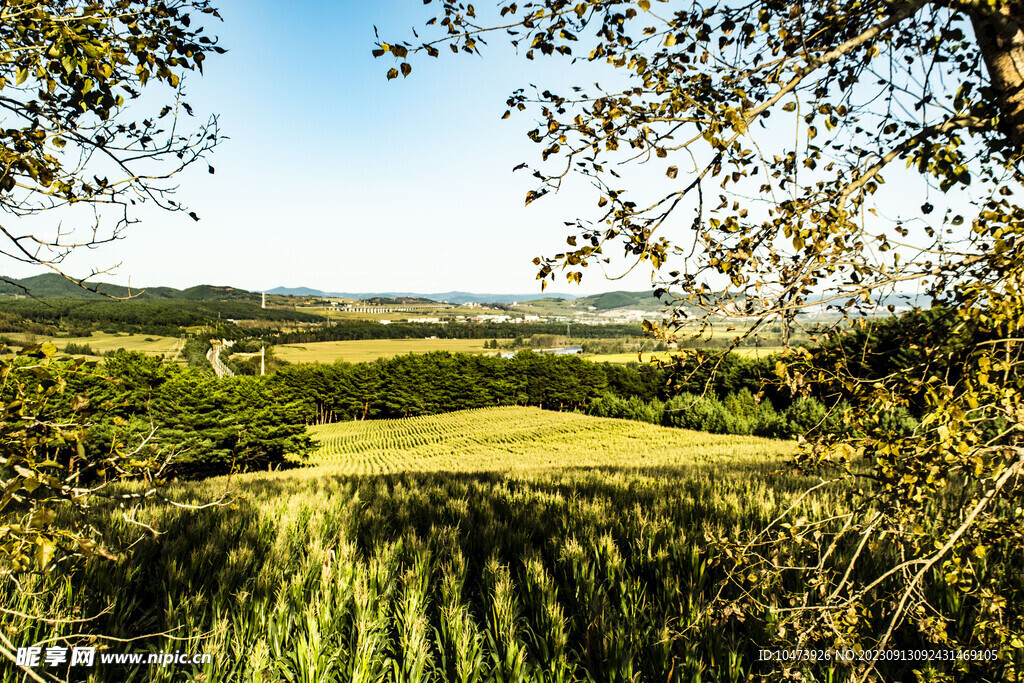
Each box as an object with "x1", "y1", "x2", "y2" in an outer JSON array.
[
  {"x1": 5, "y1": 1, "x2": 658, "y2": 296},
  {"x1": 4, "y1": 1, "x2": 964, "y2": 300}
]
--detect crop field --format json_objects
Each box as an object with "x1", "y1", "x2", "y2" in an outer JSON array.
[
  {"x1": 3, "y1": 408, "x2": 990, "y2": 682},
  {"x1": 304, "y1": 406, "x2": 791, "y2": 475},
  {"x1": 583, "y1": 351, "x2": 669, "y2": 364},
  {"x1": 272, "y1": 338, "x2": 491, "y2": 364},
  {"x1": 2, "y1": 331, "x2": 182, "y2": 357}
]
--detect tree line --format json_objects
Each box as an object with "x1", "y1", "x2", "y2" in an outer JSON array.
[
  {"x1": 0, "y1": 299, "x2": 323, "y2": 336},
  {"x1": 1, "y1": 351, "x2": 315, "y2": 479},
  {"x1": 263, "y1": 321, "x2": 644, "y2": 344},
  {"x1": 265, "y1": 349, "x2": 796, "y2": 426}
]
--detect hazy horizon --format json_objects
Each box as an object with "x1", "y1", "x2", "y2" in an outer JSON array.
[
  {"x1": 0, "y1": 1, "x2": 664, "y2": 298},
  {"x1": 1, "y1": 1, "x2": 954, "y2": 302}
]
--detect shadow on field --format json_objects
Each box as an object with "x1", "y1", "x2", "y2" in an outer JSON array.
[
  {"x1": 7, "y1": 461, "x2": 1003, "y2": 683},
  {"x1": 55, "y1": 463, "x2": 803, "y2": 634},
  {"x1": 0, "y1": 461, "x2": 853, "y2": 683}
]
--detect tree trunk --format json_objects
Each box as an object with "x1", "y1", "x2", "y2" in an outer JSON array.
[{"x1": 971, "y1": 0, "x2": 1024, "y2": 154}]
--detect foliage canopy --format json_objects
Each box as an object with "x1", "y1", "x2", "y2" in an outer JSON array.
[
  {"x1": 380, "y1": 0, "x2": 1024, "y2": 678},
  {"x1": 0, "y1": 0, "x2": 223, "y2": 288},
  {"x1": 0, "y1": 5, "x2": 225, "y2": 671}
]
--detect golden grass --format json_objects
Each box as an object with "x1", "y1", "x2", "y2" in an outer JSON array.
[
  {"x1": 272, "y1": 338, "x2": 492, "y2": 364},
  {"x1": 4, "y1": 331, "x2": 181, "y2": 357},
  {"x1": 273, "y1": 406, "x2": 796, "y2": 479}
]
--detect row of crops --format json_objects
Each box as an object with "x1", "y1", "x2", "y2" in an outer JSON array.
[
  {"x1": 3, "y1": 408, "x2": 1012, "y2": 681},
  {"x1": 304, "y1": 406, "x2": 793, "y2": 476}
]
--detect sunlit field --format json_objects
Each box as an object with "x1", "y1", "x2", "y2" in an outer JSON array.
[
  {"x1": 4, "y1": 408, "x2": 986, "y2": 682},
  {"x1": 272, "y1": 338, "x2": 492, "y2": 364},
  {"x1": 3, "y1": 331, "x2": 182, "y2": 357},
  {"x1": 303, "y1": 406, "x2": 791, "y2": 475}
]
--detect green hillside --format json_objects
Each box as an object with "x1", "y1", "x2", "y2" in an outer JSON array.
[
  {"x1": 582, "y1": 290, "x2": 651, "y2": 310},
  {"x1": 0, "y1": 273, "x2": 259, "y2": 303}
]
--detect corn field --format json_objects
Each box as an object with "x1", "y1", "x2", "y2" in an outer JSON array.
[
  {"x1": 304, "y1": 407, "x2": 789, "y2": 475},
  {"x1": 2, "y1": 408, "x2": 1005, "y2": 681}
]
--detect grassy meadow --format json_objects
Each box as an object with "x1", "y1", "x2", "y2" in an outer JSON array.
[{"x1": 272, "y1": 338, "x2": 493, "y2": 364}]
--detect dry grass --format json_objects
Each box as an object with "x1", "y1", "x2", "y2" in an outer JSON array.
[
  {"x1": 299, "y1": 406, "x2": 793, "y2": 477},
  {"x1": 4, "y1": 331, "x2": 181, "y2": 357},
  {"x1": 272, "y1": 338, "x2": 492, "y2": 364}
]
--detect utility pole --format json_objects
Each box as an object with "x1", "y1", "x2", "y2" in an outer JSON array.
[
  {"x1": 262, "y1": 292, "x2": 266, "y2": 309},
  {"x1": 261, "y1": 346, "x2": 265, "y2": 376}
]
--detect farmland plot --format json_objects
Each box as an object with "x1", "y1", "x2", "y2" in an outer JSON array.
[
  {"x1": 3, "y1": 408, "x2": 1007, "y2": 681},
  {"x1": 304, "y1": 406, "x2": 792, "y2": 475}
]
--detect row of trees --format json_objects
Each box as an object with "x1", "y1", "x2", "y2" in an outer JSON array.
[
  {"x1": 32, "y1": 352, "x2": 313, "y2": 479},
  {"x1": 266, "y1": 349, "x2": 780, "y2": 424},
  {"x1": 265, "y1": 321, "x2": 644, "y2": 344},
  {"x1": 587, "y1": 390, "x2": 856, "y2": 439},
  {"x1": 0, "y1": 299, "x2": 322, "y2": 333}
]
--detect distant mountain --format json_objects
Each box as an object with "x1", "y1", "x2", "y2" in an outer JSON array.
[
  {"x1": 1, "y1": 275, "x2": 581, "y2": 306},
  {"x1": 0, "y1": 275, "x2": 929, "y2": 314},
  {"x1": 0, "y1": 273, "x2": 259, "y2": 303},
  {"x1": 569, "y1": 290, "x2": 672, "y2": 311},
  {"x1": 265, "y1": 287, "x2": 582, "y2": 304},
  {"x1": 264, "y1": 286, "x2": 326, "y2": 297}
]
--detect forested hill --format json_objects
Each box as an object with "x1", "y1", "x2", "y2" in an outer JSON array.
[
  {"x1": 0, "y1": 273, "x2": 259, "y2": 302},
  {"x1": 570, "y1": 290, "x2": 670, "y2": 311},
  {"x1": 0, "y1": 298, "x2": 323, "y2": 335}
]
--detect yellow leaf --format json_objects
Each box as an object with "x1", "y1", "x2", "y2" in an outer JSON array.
[{"x1": 35, "y1": 540, "x2": 56, "y2": 571}]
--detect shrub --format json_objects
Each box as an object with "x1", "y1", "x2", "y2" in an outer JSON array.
[
  {"x1": 662, "y1": 393, "x2": 732, "y2": 433},
  {"x1": 587, "y1": 393, "x2": 663, "y2": 424},
  {"x1": 781, "y1": 397, "x2": 829, "y2": 437},
  {"x1": 63, "y1": 342, "x2": 96, "y2": 356}
]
